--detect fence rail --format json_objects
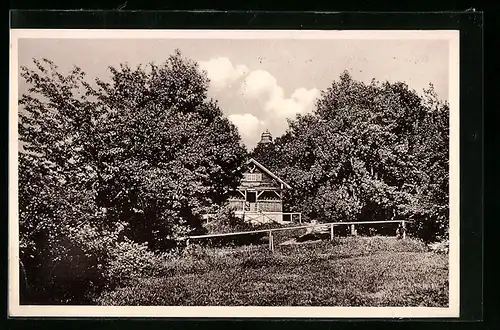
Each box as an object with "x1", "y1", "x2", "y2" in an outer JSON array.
[
  {"x1": 187, "y1": 219, "x2": 411, "y2": 251},
  {"x1": 203, "y1": 211, "x2": 302, "y2": 224}
]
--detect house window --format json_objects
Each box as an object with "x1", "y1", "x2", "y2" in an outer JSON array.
[{"x1": 244, "y1": 173, "x2": 262, "y2": 181}]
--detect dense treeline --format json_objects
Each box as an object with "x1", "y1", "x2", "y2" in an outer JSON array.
[
  {"x1": 18, "y1": 50, "x2": 246, "y2": 304},
  {"x1": 252, "y1": 71, "x2": 449, "y2": 242}
]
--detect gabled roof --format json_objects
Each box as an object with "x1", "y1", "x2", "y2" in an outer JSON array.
[{"x1": 247, "y1": 158, "x2": 292, "y2": 189}]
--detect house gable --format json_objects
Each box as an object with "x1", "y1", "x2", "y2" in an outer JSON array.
[{"x1": 239, "y1": 158, "x2": 291, "y2": 190}]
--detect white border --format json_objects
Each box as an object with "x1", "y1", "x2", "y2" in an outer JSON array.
[{"x1": 9, "y1": 29, "x2": 460, "y2": 318}]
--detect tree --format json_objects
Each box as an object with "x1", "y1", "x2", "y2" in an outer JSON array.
[
  {"x1": 251, "y1": 140, "x2": 276, "y2": 167},
  {"x1": 19, "y1": 58, "x2": 113, "y2": 303},
  {"x1": 18, "y1": 50, "x2": 247, "y2": 303},
  {"x1": 89, "y1": 50, "x2": 247, "y2": 249}
]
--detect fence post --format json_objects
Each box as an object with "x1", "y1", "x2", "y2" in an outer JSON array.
[
  {"x1": 402, "y1": 220, "x2": 406, "y2": 240},
  {"x1": 330, "y1": 224, "x2": 334, "y2": 241},
  {"x1": 299, "y1": 213, "x2": 302, "y2": 224},
  {"x1": 272, "y1": 231, "x2": 275, "y2": 252},
  {"x1": 351, "y1": 224, "x2": 356, "y2": 236},
  {"x1": 269, "y1": 230, "x2": 274, "y2": 252}
]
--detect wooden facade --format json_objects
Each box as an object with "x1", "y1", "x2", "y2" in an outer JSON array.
[{"x1": 228, "y1": 158, "x2": 292, "y2": 224}]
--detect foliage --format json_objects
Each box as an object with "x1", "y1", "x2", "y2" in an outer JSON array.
[
  {"x1": 87, "y1": 50, "x2": 247, "y2": 248},
  {"x1": 18, "y1": 51, "x2": 246, "y2": 303},
  {"x1": 103, "y1": 238, "x2": 172, "y2": 287},
  {"x1": 203, "y1": 204, "x2": 254, "y2": 234},
  {"x1": 97, "y1": 237, "x2": 447, "y2": 307},
  {"x1": 251, "y1": 71, "x2": 449, "y2": 242},
  {"x1": 251, "y1": 141, "x2": 276, "y2": 169},
  {"x1": 428, "y1": 240, "x2": 450, "y2": 254}
]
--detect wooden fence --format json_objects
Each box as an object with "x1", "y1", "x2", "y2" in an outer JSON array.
[{"x1": 187, "y1": 219, "x2": 411, "y2": 252}]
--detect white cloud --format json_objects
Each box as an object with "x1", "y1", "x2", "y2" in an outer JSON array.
[
  {"x1": 291, "y1": 87, "x2": 321, "y2": 106},
  {"x1": 265, "y1": 87, "x2": 320, "y2": 119},
  {"x1": 228, "y1": 113, "x2": 264, "y2": 147},
  {"x1": 241, "y1": 69, "x2": 319, "y2": 119},
  {"x1": 200, "y1": 61, "x2": 320, "y2": 149},
  {"x1": 240, "y1": 70, "x2": 283, "y2": 100},
  {"x1": 199, "y1": 57, "x2": 249, "y2": 90}
]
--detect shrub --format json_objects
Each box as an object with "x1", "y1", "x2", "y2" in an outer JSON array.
[
  {"x1": 204, "y1": 205, "x2": 253, "y2": 234},
  {"x1": 104, "y1": 238, "x2": 171, "y2": 287},
  {"x1": 428, "y1": 240, "x2": 449, "y2": 254},
  {"x1": 20, "y1": 218, "x2": 177, "y2": 305}
]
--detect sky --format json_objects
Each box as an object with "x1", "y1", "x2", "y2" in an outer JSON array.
[{"x1": 18, "y1": 37, "x2": 450, "y2": 149}]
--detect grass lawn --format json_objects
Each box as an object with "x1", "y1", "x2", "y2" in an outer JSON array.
[{"x1": 97, "y1": 236, "x2": 449, "y2": 307}]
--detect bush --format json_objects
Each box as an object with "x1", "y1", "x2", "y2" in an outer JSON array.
[
  {"x1": 428, "y1": 240, "x2": 449, "y2": 254},
  {"x1": 20, "y1": 219, "x2": 176, "y2": 305},
  {"x1": 20, "y1": 220, "x2": 119, "y2": 305},
  {"x1": 204, "y1": 205, "x2": 253, "y2": 234},
  {"x1": 104, "y1": 238, "x2": 171, "y2": 287}
]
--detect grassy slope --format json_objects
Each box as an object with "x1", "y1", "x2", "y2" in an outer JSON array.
[{"x1": 97, "y1": 236, "x2": 449, "y2": 307}]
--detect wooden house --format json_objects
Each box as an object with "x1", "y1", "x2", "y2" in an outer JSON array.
[{"x1": 228, "y1": 158, "x2": 299, "y2": 224}]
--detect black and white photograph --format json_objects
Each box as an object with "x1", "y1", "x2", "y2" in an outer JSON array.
[{"x1": 9, "y1": 29, "x2": 460, "y2": 318}]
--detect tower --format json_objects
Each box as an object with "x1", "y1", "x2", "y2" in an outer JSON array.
[{"x1": 259, "y1": 129, "x2": 273, "y2": 145}]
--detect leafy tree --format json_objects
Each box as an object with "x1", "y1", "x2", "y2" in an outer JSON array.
[
  {"x1": 251, "y1": 140, "x2": 276, "y2": 166},
  {"x1": 18, "y1": 50, "x2": 246, "y2": 303},
  {"x1": 19, "y1": 59, "x2": 112, "y2": 303},
  {"x1": 89, "y1": 50, "x2": 247, "y2": 249},
  {"x1": 251, "y1": 71, "x2": 449, "y2": 242}
]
